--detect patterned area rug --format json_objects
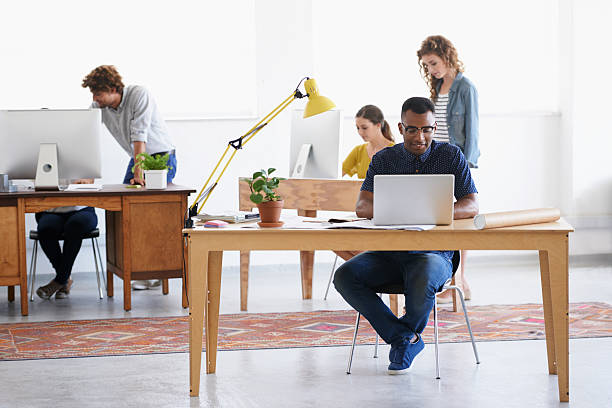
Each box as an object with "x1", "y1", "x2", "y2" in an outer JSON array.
[{"x1": 1, "y1": 302, "x2": 610, "y2": 361}]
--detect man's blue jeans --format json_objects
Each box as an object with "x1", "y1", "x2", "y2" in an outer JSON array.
[
  {"x1": 123, "y1": 152, "x2": 177, "y2": 184},
  {"x1": 333, "y1": 251, "x2": 453, "y2": 345}
]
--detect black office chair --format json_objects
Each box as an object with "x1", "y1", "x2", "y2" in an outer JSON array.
[
  {"x1": 345, "y1": 251, "x2": 480, "y2": 378},
  {"x1": 28, "y1": 228, "x2": 106, "y2": 300}
]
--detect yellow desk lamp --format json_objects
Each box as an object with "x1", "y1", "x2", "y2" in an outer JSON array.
[{"x1": 185, "y1": 77, "x2": 335, "y2": 227}]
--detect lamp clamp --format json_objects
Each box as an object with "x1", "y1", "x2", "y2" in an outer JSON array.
[
  {"x1": 184, "y1": 203, "x2": 198, "y2": 229},
  {"x1": 228, "y1": 137, "x2": 244, "y2": 150}
]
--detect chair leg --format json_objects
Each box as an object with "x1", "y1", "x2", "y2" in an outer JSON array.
[
  {"x1": 347, "y1": 312, "x2": 361, "y2": 374},
  {"x1": 374, "y1": 333, "x2": 379, "y2": 358},
  {"x1": 434, "y1": 293, "x2": 440, "y2": 379},
  {"x1": 29, "y1": 241, "x2": 39, "y2": 302},
  {"x1": 324, "y1": 255, "x2": 338, "y2": 300},
  {"x1": 453, "y1": 286, "x2": 480, "y2": 365},
  {"x1": 373, "y1": 293, "x2": 383, "y2": 358},
  {"x1": 93, "y1": 236, "x2": 106, "y2": 290},
  {"x1": 92, "y1": 238, "x2": 103, "y2": 299}
]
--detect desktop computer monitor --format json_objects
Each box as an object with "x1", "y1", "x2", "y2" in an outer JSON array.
[
  {"x1": 289, "y1": 109, "x2": 342, "y2": 179},
  {"x1": 0, "y1": 109, "x2": 102, "y2": 188}
]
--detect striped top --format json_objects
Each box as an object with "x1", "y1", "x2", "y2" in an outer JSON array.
[{"x1": 434, "y1": 93, "x2": 449, "y2": 143}]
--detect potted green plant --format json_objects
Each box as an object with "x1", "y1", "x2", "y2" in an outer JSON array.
[
  {"x1": 247, "y1": 168, "x2": 285, "y2": 227},
  {"x1": 132, "y1": 153, "x2": 172, "y2": 189}
]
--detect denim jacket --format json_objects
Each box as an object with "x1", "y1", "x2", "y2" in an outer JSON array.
[{"x1": 436, "y1": 72, "x2": 480, "y2": 168}]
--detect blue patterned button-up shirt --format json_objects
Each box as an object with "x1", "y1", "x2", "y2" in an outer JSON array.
[{"x1": 361, "y1": 140, "x2": 478, "y2": 261}]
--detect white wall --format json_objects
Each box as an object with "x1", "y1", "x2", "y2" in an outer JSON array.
[
  {"x1": 312, "y1": 0, "x2": 560, "y2": 115},
  {"x1": 571, "y1": 1, "x2": 612, "y2": 216},
  {"x1": 20, "y1": 0, "x2": 612, "y2": 274},
  {"x1": 0, "y1": 0, "x2": 257, "y2": 118}
]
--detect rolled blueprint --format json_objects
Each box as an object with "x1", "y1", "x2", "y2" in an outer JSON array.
[{"x1": 473, "y1": 208, "x2": 561, "y2": 230}]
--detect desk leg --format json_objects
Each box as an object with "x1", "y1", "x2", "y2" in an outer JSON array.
[
  {"x1": 162, "y1": 279, "x2": 169, "y2": 295},
  {"x1": 182, "y1": 238, "x2": 189, "y2": 309},
  {"x1": 539, "y1": 250, "x2": 557, "y2": 375},
  {"x1": 451, "y1": 276, "x2": 458, "y2": 313},
  {"x1": 107, "y1": 266, "x2": 114, "y2": 297},
  {"x1": 300, "y1": 250, "x2": 314, "y2": 299},
  {"x1": 8, "y1": 286, "x2": 15, "y2": 302},
  {"x1": 389, "y1": 294, "x2": 399, "y2": 316},
  {"x1": 121, "y1": 198, "x2": 132, "y2": 311},
  {"x1": 545, "y1": 237, "x2": 570, "y2": 402},
  {"x1": 18, "y1": 198, "x2": 28, "y2": 316},
  {"x1": 206, "y1": 251, "x2": 223, "y2": 374},
  {"x1": 188, "y1": 239, "x2": 207, "y2": 397},
  {"x1": 240, "y1": 251, "x2": 250, "y2": 311},
  {"x1": 123, "y1": 272, "x2": 131, "y2": 311},
  {"x1": 298, "y1": 209, "x2": 316, "y2": 300}
]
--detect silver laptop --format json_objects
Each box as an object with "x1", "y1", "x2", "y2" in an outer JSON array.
[{"x1": 373, "y1": 175, "x2": 454, "y2": 225}]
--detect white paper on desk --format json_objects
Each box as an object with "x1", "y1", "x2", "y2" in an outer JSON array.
[
  {"x1": 263, "y1": 215, "x2": 325, "y2": 229},
  {"x1": 325, "y1": 219, "x2": 435, "y2": 230},
  {"x1": 238, "y1": 215, "x2": 329, "y2": 229},
  {"x1": 65, "y1": 184, "x2": 103, "y2": 191},
  {"x1": 255, "y1": 216, "x2": 436, "y2": 230}
]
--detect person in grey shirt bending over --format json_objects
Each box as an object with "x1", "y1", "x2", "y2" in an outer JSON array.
[{"x1": 82, "y1": 65, "x2": 177, "y2": 290}]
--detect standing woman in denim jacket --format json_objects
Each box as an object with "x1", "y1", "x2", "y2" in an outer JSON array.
[{"x1": 417, "y1": 35, "x2": 480, "y2": 301}]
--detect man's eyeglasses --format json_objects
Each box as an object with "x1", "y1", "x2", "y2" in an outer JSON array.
[{"x1": 401, "y1": 122, "x2": 436, "y2": 135}]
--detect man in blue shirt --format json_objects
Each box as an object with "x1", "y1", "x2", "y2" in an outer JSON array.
[{"x1": 333, "y1": 97, "x2": 478, "y2": 374}]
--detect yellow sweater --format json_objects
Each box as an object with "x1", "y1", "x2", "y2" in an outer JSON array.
[{"x1": 342, "y1": 142, "x2": 395, "y2": 179}]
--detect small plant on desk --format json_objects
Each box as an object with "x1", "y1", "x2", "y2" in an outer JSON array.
[
  {"x1": 246, "y1": 168, "x2": 285, "y2": 227},
  {"x1": 132, "y1": 153, "x2": 172, "y2": 189}
]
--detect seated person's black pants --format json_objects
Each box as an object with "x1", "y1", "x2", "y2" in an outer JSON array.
[{"x1": 35, "y1": 207, "x2": 98, "y2": 285}]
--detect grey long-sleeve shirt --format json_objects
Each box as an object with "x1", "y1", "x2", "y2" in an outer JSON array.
[{"x1": 92, "y1": 85, "x2": 174, "y2": 156}]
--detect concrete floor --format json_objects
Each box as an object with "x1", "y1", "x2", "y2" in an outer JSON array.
[{"x1": 1, "y1": 253, "x2": 611, "y2": 407}]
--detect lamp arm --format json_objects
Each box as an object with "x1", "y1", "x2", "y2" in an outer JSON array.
[{"x1": 187, "y1": 90, "x2": 299, "y2": 221}]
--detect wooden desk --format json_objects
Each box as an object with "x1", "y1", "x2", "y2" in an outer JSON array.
[
  {"x1": 238, "y1": 178, "x2": 362, "y2": 310},
  {"x1": 0, "y1": 184, "x2": 194, "y2": 314},
  {"x1": 185, "y1": 218, "x2": 573, "y2": 402}
]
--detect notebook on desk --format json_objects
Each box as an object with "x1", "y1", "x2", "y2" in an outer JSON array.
[
  {"x1": 373, "y1": 174, "x2": 454, "y2": 226},
  {"x1": 65, "y1": 184, "x2": 103, "y2": 191}
]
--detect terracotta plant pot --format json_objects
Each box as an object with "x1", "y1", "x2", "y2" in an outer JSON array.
[{"x1": 257, "y1": 200, "x2": 284, "y2": 227}]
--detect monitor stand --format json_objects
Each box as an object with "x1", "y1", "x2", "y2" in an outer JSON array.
[
  {"x1": 35, "y1": 143, "x2": 60, "y2": 191},
  {"x1": 291, "y1": 143, "x2": 312, "y2": 178}
]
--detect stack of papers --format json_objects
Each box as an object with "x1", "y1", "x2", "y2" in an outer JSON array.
[{"x1": 194, "y1": 211, "x2": 260, "y2": 223}]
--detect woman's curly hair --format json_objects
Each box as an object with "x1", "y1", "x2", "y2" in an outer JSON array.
[
  {"x1": 417, "y1": 36, "x2": 464, "y2": 102},
  {"x1": 81, "y1": 65, "x2": 125, "y2": 93}
]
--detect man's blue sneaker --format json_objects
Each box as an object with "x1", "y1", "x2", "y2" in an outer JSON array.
[{"x1": 388, "y1": 333, "x2": 424, "y2": 375}]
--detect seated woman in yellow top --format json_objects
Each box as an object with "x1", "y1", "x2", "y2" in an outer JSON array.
[
  {"x1": 342, "y1": 105, "x2": 395, "y2": 179},
  {"x1": 336, "y1": 105, "x2": 394, "y2": 261}
]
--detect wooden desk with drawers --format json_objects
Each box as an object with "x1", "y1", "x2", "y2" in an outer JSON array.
[{"x1": 0, "y1": 184, "x2": 194, "y2": 314}]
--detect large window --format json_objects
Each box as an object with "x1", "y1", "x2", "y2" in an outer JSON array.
[
  {"x1": 312, "y1": 0, "x2": 559, "y2": 116},
  {"x1": 0, "y1": 0, "x2": 256, "y2": 118}
]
